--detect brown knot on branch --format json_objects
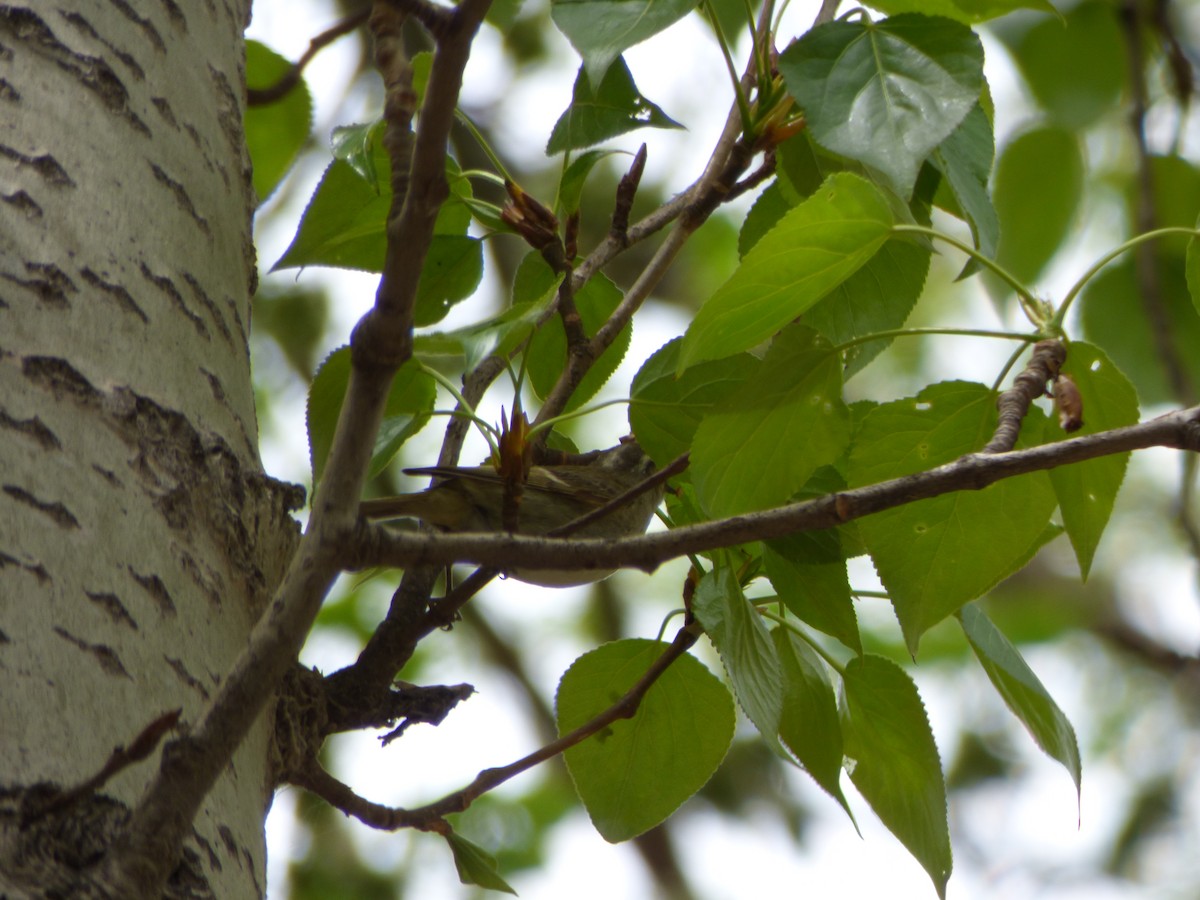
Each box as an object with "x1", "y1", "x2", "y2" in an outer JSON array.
[{"x1": 983, "y1": 339, "x2": 1068, "y2": 454}]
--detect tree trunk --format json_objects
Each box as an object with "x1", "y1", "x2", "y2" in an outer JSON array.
[{"x1": 0, "y1": 1, "x2": 297, "y2": 896}]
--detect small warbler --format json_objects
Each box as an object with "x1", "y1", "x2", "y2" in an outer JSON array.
[{"x1": 360, "y1": 439, "x2": 662, "y2": 586}]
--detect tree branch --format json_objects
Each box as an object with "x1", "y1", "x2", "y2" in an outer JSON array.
[{"x1": 350, "y1": 406, "x2": 1200, "y2": 577}]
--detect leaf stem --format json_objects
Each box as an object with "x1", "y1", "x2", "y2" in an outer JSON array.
[
  {"x1": 760, "y1": 609, "x2": 846, "y2": 676},
  {"x1": 833, "y1": 326, "x2": 1039, "y2": 354},
  {"x1": 1054, "y1": 226, "x2": 1200, "y2": 327},
  {"x1": 892, "y1": 223, "x2": 1041, "y2": 324}
]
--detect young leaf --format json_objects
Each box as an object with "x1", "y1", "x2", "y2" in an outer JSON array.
[
  {"x1": 847, "y1": 381, "x2": 1057, "y2": 655},
  {"x1": 307, "y1": 348, "x2": 435, "y2": 488},
  {"x1": 331, "y1": 120, "x2": 384, "y2": 191},
  {"x1": 772, "y1": 627, "x2": 856, "y2": 821},
  {"x1": 557, "y1": 639, "x2": 735, "y2": 842},
  {"x1": 558, "y1": 148, "x2": 620, "y2": 215},
  {"x1": 443, "y1": 832, "x2": 517, "y2": 894},
  {"x1": 244, "y1": 41, "x2": 312, "y2": 203},
  {"x1": 691, "y1": 567, "x2": 784, "y2": 752},
  {"x1": 551, "y1": 0, "x2": 702, "y2": 87},
  {"x1": 691, "y1": 326, "x2": 849, "y2": 517},
  {"x1": 958, "y1": 604, "x2": 1081, "y2": 795},
  {"x1": 841, "y1": 654, "x2": 952, "y2": 898},
  {"x1": 779, "y1": 14, "x2": 984, "y2": 197},
  {"x1": 678, "y1": 173, "x2": 893, "y2": 372},
  {"x1": 629, "y1": 338, "x2": 754, "y2": 467},
  {"x1": 546, "y1": 58, "x2": 682, "y2": 155},
  {"x1": 1048, "y1": 342, "x2": 1138, "y2": 579}
]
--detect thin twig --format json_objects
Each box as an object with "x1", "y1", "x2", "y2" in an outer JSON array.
[
  {"x1": 300, "y1": 625, "x2": 701, "y2": 831},
  {"x1": 983, "y1": 339, "x2": 1066, "y2": 453},
  {"x1": 352, "y1": 405, "x2": 1200, "y2": 577},
  {"x1": 246, "y1": 9, "x2": 371, "y2": 106}
]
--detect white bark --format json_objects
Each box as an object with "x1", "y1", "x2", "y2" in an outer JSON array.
[{"x1": 0, "y1": 1, "x2": 296, "y2": 896}]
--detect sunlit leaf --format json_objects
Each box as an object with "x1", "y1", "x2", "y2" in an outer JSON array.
[{"x1": 678, "y1": 173, "x2": 893, "y2": 371}]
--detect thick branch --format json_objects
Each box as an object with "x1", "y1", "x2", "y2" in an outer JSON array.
[{"x1": 351, "y1": 406, "x2": 1200, "y2": 577}]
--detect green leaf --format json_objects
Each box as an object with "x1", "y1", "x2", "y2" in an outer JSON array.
[
  {"x1": 841, "y1": 655, "x2": 952, "y2": 898},
  {"x1": 331, "y1": 121, "x2": 383, "y2": 191},
  {"x1": 847, "y1": 381, "x2": 1057, "y2": 655},
  {"x1": 444, "y1": 832, "x2": 517, "y2": 894},
  {"x1": 413, "y1": 234, "x2": 484, "y2": 327},
  {"x1": 416, "y1": 278, "x2": 561, "y2": 373},
  {"x1": 629, "y1": 338, "x2": 754, "y2": 467},
  {"x1": 779, "y1": 14, "x2": 984, "y2": 197},
  {"x1": 517, "y1": 253, "x2": 632, "y2": 412},
  {"x1": 691, "y1": 326, "x2": 849, "y2": 517},
  {"x1": 738, "y1": 181, "x2": 792, "y2": 258},
  {"x1": 678, "y1": 173, "x2": 894, "y2": 371},
  {"x1": 802, "y1": 231, "x2": 931, "y2": 377},
  {"x1": 862, "y1": 0, "x2": 1057, "y2": 23},
  {"x1": 557, "y1": 639, "x2": 735, "y2": 842},
  {"x1": 1135, "y1": 156, "x2": 1200, "y2": 257},
  {"x1": 245, "y1": 41, "x2": 312, "y2": 203},
  {"x1": 765, "y1": 530, "x2": 860, "y2": 654},
  {"x1": 546, "y1": 58, "x2": 682, "y2": 155},
  {"x1": 307, "y1": 349, "x2": 435, "y2": 488},
  {"x1": 1190, "y1": 229, "x2": 1200, "y2": 318},
  {"x1": 691, "y1": 568, "x2": 784, "y2": 750},
  {"x1": 958, "y1": 604, "x2": 1081, "y2": 795},
  {"x1": 932, "y1": 104, "x2": 998, "y2": 278},
  {"x1": 996, "y1": 0, "x2": 1125, "y2": 129},
  {"x1": 558, "y1": 149, "x2": 620, "y2": 215},
  {"x1": 773, "y1": 628, "x2": 855, "y2": 822},
  {"x1": 274, "y1": 137, "x2": 474, "y2": 273},
  {"x1": 1080, "y1": 258, "x2": 1200, "y2": 406},
  {"x1": 1048, "y1": 342, "x2": 1138, "y2": 580},
  {"x1": 990, "y1": 126, "x2": 1083, "y2": 291},
  {"x1": 551, "y1": 0, "x2": 702, "y2": 86}
]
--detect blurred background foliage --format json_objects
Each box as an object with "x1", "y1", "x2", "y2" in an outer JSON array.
[{"x1": 248, "y1": 0, "x2": 1200, "y2": 896}]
